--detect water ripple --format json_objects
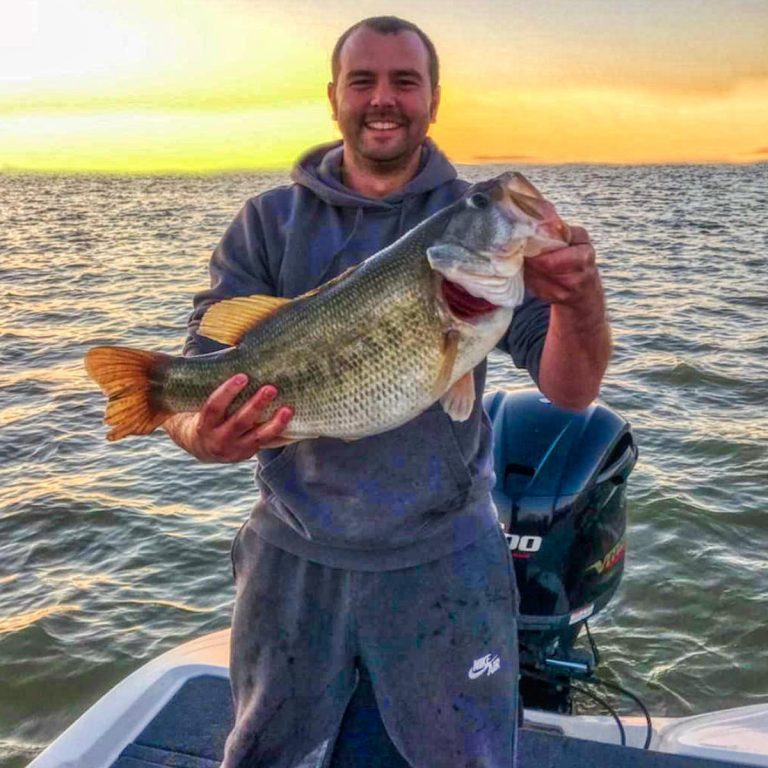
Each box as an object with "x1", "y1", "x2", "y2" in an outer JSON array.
[{"x1": 2, "y1": 165, "x2": 767, "y2": 766}]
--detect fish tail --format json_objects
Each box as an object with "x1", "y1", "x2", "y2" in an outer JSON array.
[{"x1": 84, "y1": 346, "x2": 173, "y2": 441}]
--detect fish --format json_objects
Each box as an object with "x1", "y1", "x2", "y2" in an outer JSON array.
[{"x1": 85, "y1": 172, "x2": 569, "y2": 442}]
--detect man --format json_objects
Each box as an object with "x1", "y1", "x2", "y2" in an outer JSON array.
[{"x1": 165, "y1": 16, "x2": 610, "y2": 768}]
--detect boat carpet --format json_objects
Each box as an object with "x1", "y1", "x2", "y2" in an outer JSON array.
[{"x1": 110, "y1": 673, "x2": 748, "y2": 768}]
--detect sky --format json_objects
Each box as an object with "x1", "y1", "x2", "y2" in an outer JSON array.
[{"x1": 1, "y1": 0, "x2": 767, "y2": 172}]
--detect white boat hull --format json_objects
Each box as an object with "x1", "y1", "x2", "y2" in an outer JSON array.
[{"x1": 28, "y1": 630, "x2": 768, "y2": 768}]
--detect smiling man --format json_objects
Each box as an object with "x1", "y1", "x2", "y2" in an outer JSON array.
[
  {"x1": 327, "y1": 22, "x2": 440, "y2": 198},
  {"x1": 165, "y1": 15, "x2": 610, "y2": 768}
]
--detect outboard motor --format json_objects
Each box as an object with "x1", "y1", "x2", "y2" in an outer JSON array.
[
  {"x1": 484, "y1": 389, "x2": 638, "y2": 713},
  {"x1": 328, "y1": 389, "x2": 638, "y2": 765}
]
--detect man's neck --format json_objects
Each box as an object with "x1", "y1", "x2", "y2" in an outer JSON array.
[{"x1": 340, "y1": 146, "x2": 423, "y2": 200}]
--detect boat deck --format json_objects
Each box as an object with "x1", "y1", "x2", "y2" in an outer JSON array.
[{"x1": 108, "y1": 674, "x2": 749, "y2": 768}]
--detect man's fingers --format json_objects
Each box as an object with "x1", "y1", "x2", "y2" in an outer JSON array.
[
  {"x1": 228, "y1": 385, "x2": 278, "y2": 435},
  {"x1": 527, "y1": 243, "x2": 595, "y2": 275},
  {"x1": 567, "y1": 225, "x2": 590, "y2": 246},
  {"x1": 186, "y1": 376, "x2": 294, "y2": 462},
  {"x1": 252, "y1": 407, "x2": 294, "y2": 445},
  {"x1": 198, "y1": 374, "x2": 249, "y2": 431},
  {"x1": 526, "y1": 271, "x2": 586, "y2": 304},
  {"x1": 525, "y1": 225, "x2": 602, "y2": 306}
]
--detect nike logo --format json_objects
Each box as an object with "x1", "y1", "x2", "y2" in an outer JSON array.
[{"x1": 468, "y1": 653, "x2": 501, "y2": 679}]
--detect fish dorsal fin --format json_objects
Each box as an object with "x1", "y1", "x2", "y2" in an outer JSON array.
[
  {"x1": 199, "y1": 294, "x2": 291, "y2": 346},
  {"x1": 299, "y1": 264, "x2": 360, "y2": 300}
]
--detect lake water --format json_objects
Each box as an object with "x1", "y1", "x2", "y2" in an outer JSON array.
[{"x1": 1, "y1": 163, "x2": 766, "y2": 766}]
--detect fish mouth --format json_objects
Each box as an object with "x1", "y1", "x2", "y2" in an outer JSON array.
[
  {"x1": 428, "y1": 242, "x2": 525, "y2": 312},
  {"x1": 428, "y1": 241, "x2": 524, "y2": 277},
  {"x1": 496, "y1": 173, "x2": 571, "y2": 245},
  {"x1": 440, "y1": 278, "x2": 500, "y2": 320}
]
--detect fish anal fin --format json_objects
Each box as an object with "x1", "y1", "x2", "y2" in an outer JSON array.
[
  {"x1": 262, "y1": 436, "x2": 300, "y2": 448},
  {"x1": 439, "y1": 371, "x2": 475, "y2": 422},
  {"x1": 199, "y1": 295, "x2": 291, "y2": 346},
  {"x1": 434, "y1": 329, "x2": 460, "y2": 397}
]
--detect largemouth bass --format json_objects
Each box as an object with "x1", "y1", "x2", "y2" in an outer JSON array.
[{"x1": 85, "y1": 172, "x2": 569, "y2": 442}]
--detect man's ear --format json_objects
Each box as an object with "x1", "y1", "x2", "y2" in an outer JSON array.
[
  {"x1": 429, "y1": 84, "x2": 441, "y2": 123},
  {"x1": 327, "y1": 81, "x2": 338, "y2": 121}
]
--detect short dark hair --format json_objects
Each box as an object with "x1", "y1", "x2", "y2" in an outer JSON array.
[{"x1": 331, "y1": 16, "x2": 439, "y2": 91}]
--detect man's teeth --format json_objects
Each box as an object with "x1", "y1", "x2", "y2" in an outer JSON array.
[{"x1": 366, "y1": 121, "x2": 401, "y2": 130}]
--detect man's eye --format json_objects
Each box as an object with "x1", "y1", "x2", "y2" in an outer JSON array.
[
  {"x1": 349, "y1": 79, "x2": 372, "y2": 88},
  {"x1": 397, "y1": 79, "x2": 418, "y2": 88}
]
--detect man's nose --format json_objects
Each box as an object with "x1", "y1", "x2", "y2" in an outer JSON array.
[{"x1": 370, "y1": 82, "x2": 396, "y2": 107}]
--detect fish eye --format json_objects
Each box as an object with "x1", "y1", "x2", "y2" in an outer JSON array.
[{"x1": 469, "y1": 193, "x2": 490, "y2": 209}]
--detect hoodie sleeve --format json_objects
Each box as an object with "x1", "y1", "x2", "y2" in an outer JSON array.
[
  {"x1": 184, "y1": 199, "x2": 276, "y2": 356},
  {"x1": 495, "y1": 292, "x2": 551, "y2": 386}
]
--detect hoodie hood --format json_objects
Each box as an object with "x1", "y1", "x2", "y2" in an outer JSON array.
[
  {"x1": 186, "y1": 135, "x2": 549, "y2": 571},
  {"x1": 290, "y1": 139, "x2": 458, "y2": 209}
]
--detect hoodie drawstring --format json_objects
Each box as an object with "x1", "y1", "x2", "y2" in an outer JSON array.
[
  {"x1": 316, "y1": 206, "x2": 364, "y2": 285},
  {"x1": 397, "y1": 199, "x2": 408, "y2": 238}
]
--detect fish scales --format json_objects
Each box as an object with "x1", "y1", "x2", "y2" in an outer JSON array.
[
  {"x1": 85, "y1": 172, "x2": 571, "y2": 442},
  {"x1": 162, "y1": 229, "x2": 447, "y2": 439}
]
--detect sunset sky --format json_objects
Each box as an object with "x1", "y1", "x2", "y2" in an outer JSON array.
[{"x1": 2, "y1": 0, "x2": 767, "y2": 171}]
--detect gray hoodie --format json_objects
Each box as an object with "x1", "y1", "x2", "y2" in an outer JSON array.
[{"x1": 185, "y1": 140, "x2": 550, "y2": 570}]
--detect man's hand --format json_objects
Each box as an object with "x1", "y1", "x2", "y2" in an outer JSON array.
[
  {"x1": 525, "y1": 226, "x2": 612, "y2": 411},
  {"x1": 163, "y1": 374, "x2": 293, "y2": 463},
  {"x1": 524, "y1": 226, "x2": 601, "y2": 308}
]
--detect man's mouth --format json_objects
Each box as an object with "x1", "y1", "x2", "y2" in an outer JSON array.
[{"x1": 364, "y1": 120, "x2": 404, "y2": 131}]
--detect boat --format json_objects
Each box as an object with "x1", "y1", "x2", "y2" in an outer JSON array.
[
  {"x1": 27, "y1": 627, "x2": 768, "y2": 768},
  {"x1": 28, "y1": 390, "x2": 768, "y2": 768}
]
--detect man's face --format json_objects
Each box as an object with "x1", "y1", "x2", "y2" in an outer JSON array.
[{"x1": 328, "y1": 27, "x2": 440, "y2": 168}]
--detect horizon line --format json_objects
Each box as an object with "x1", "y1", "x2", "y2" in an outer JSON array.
[{"x1": 2, "y1": 159, "x2": 766, "y2": 177}]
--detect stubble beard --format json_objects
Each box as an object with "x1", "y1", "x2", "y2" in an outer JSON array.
[{"x1": 351, "y1": 121, "x2": 424, "y2": 176}]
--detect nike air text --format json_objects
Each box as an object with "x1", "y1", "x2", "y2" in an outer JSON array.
[{"x1": 468, "y1": 653, "x2": 501, "y2": 679}]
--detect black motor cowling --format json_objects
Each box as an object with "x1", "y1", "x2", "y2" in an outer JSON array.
[
  {"x1": 484, "y1": 389, "x2": 637, "y2": 712},
  {"x1": 328, "y1": 389, "x2": 639, "y2": 764}
]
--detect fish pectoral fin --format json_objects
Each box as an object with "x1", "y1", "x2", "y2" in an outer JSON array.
[
  {"x1": 434, "y1": 329, "x2": 460, "y2": 397},
  {"x1": 199, "y1": 295, "x2": 291, "y2": 346},
  {"x1": 439, "y1": 371, "x2": 475, "y2": 422}
]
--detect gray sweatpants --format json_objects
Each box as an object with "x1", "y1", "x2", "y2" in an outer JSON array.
[{"x1": 223, "y1": 523, "x2": 519, "y2": 768}]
